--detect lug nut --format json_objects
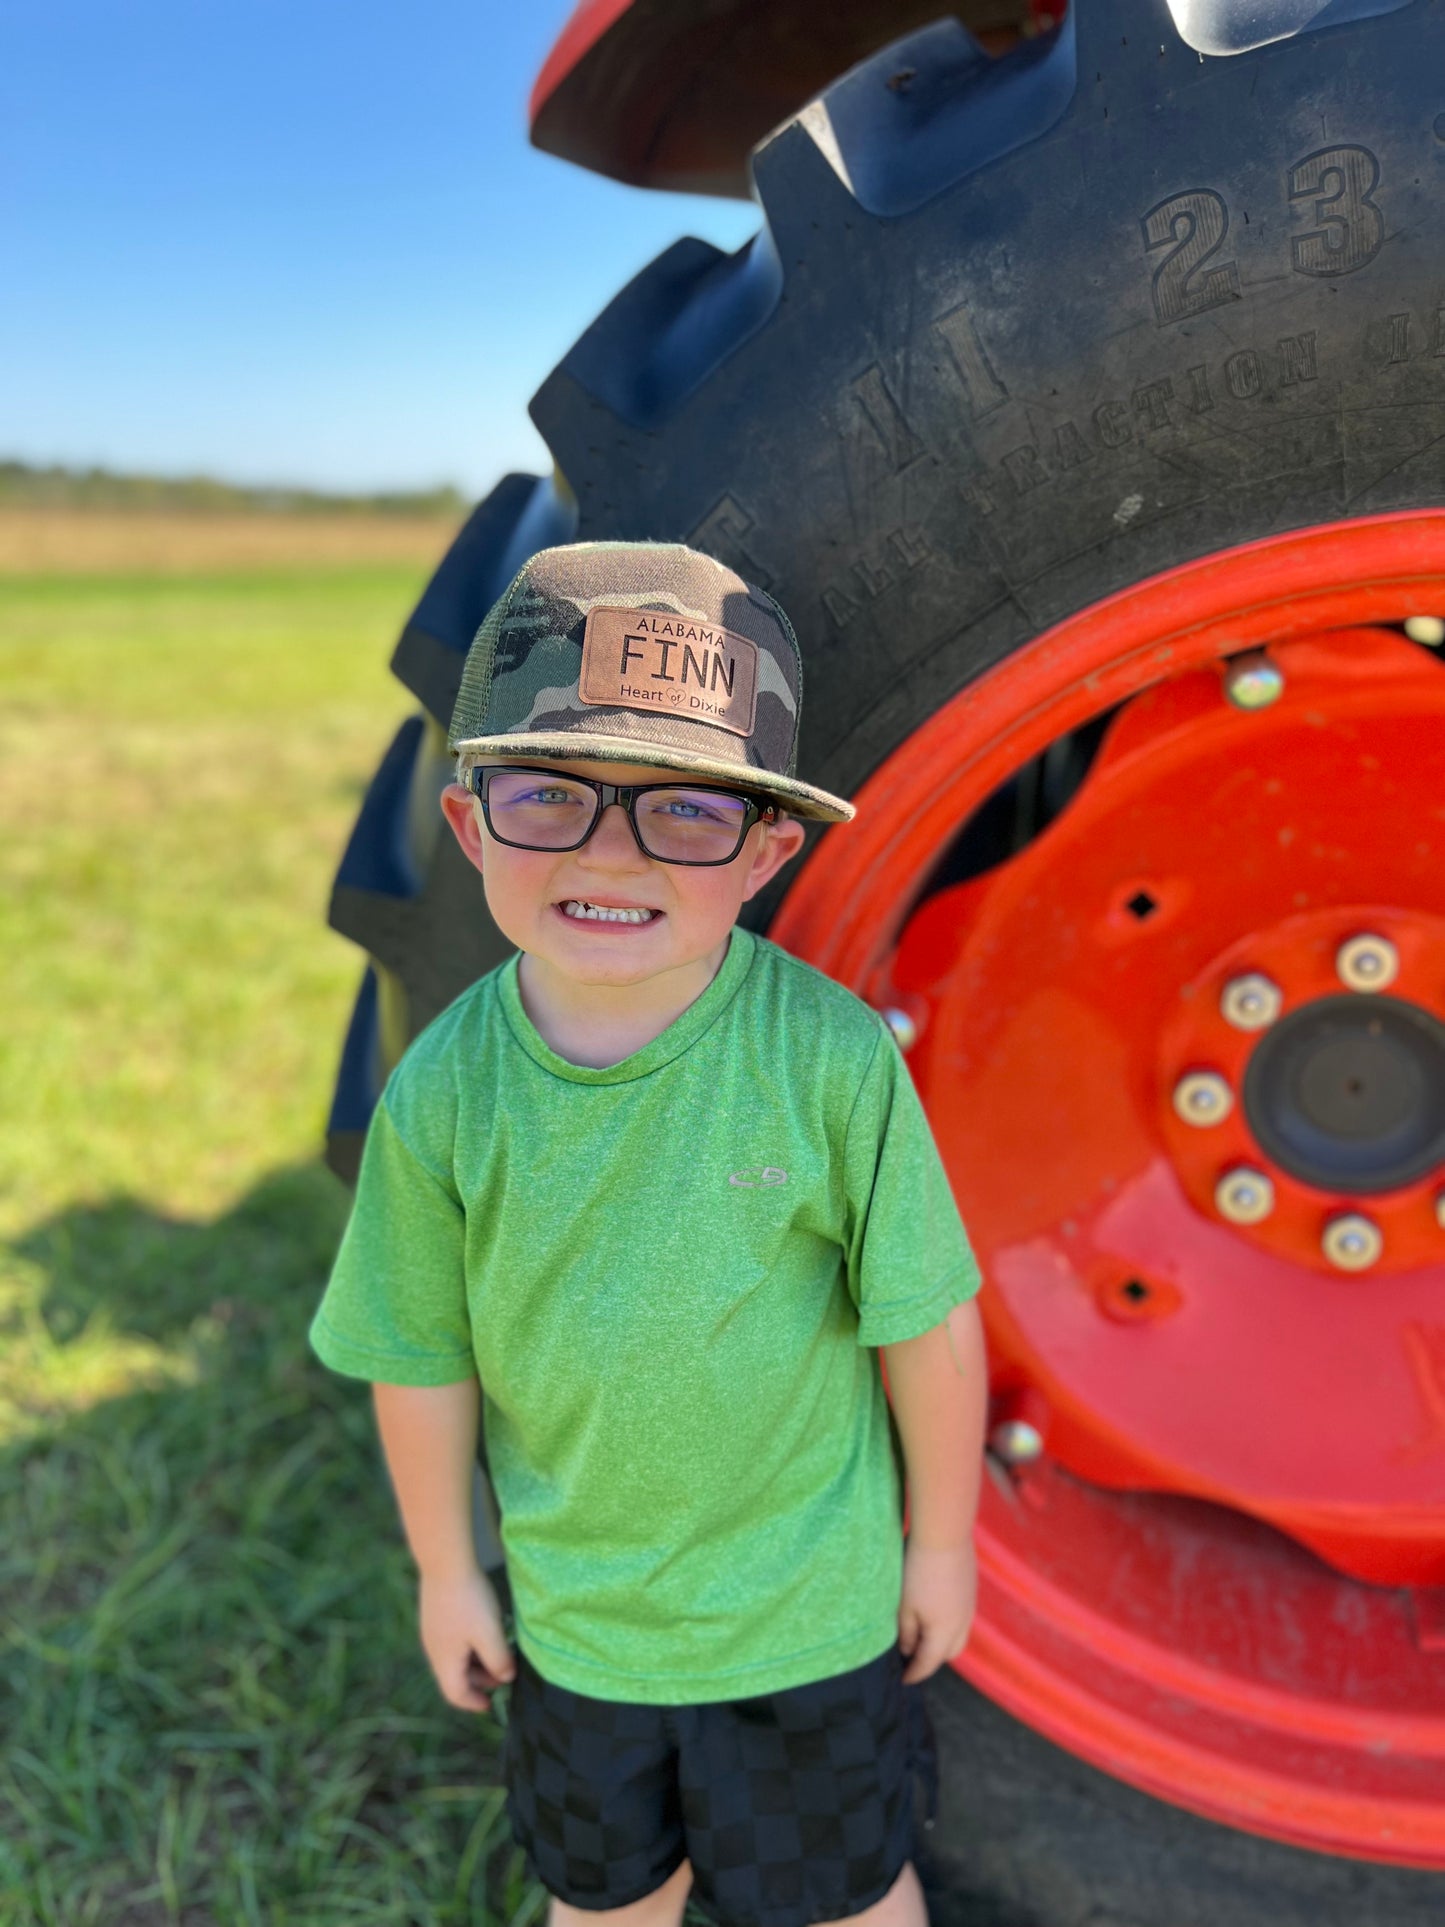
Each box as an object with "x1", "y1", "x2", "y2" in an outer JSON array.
[
  {"x1": 1336, "y1": 933, "x2": 1399, "y2": 992},
  {"x1": 1405, "y1": 615, "x2": 1445, "y2": 646},
  {"x1": 1322, "y1": 1213, "x2": 1383, "y2": 1271},
  {"x1": 989, "y1": 1419, "x2": 1045, "y2": 1466},
  {"x1": 1220, "y1": 973, "x2": 1283, "y2": 1031},
  {"x1": 1223, "y1": 655, "x2": 1285, "y2": 709},
  {"x1": 1215, "y1": 1167, "x2": 1275, "y2": 1224},
  {"x1": 880, "y1": 1007, "x2": 918, "y2": 1051},
  {"x1": 1173, "y1": 1071, "x2": 1233, "y2": 1126}
]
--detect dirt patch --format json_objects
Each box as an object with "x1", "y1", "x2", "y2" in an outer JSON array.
[{"x1": 0, "y1": 507, "x2": 463, "y2": 574}]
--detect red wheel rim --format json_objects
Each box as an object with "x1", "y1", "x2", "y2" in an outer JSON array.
[{"x1": 773, "y1": 513, "x2": 1445, "y2": 1865}]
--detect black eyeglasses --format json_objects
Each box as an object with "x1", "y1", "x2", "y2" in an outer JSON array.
[{"x1": 465, "y1": 765, "x2": 777, "y2": 866}]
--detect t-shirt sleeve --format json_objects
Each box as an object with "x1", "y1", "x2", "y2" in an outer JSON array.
[
  {"x1": 308, "y1": 1097, "x2": 476, "y2": 1385},
  {"x1": 842, "y1": 1026, "x2": 982, "y2": 1347}
]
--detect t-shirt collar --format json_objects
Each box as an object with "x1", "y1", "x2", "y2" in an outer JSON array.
[{"x1": 496, "y1": 926, "x2": 757, "y2": 1083}]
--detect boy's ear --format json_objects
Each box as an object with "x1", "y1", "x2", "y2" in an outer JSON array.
[
  {"x1": 740, "y1": 813, "x2": 808, "y2": 902},
  {"x1": 440, "y1": 781, "x2": 487, "y2": 877}
]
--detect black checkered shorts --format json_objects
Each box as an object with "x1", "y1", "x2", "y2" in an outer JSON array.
[{"x1": 502, "y1": 1643, "x2": 936, "y2": 1926}]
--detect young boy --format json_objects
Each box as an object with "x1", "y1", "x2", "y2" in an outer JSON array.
[{"x1": 309, "y1": 541, "x2": 986, "y2": 1927}]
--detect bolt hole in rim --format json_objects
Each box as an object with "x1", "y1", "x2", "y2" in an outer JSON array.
[{"x1": 772, "y1": 514, "x2": 1445, "y2": 1864}]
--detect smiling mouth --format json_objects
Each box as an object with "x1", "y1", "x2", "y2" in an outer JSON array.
[{"x1": 560, "y1": 900, "x2": 659, "y2": 924}]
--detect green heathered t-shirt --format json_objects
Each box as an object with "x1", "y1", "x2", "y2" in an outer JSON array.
[{"x1": 310, "y1": 928, "x2": 980, "y2": 1704}]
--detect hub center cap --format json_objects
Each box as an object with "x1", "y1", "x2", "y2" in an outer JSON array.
[{"x1": 1244, "y1": 995, "x2": 1445, "y2": 1194}]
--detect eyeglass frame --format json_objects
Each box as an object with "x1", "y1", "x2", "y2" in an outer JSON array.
[{"x1": 462, "y1": 762, "x2": 780, "y2": 867}]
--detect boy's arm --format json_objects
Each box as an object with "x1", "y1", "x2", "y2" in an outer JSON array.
[
  {"x1": 372, "y1": 1378, "x2": 482, "y2": 1579},
  {"x1": 882, "y1": 1297, "x2": 986, "y2": 1547},
  {"x1": 372, "y1": 1378, "x2": 516, "y2": 1711},
  {"x1": 844, "y1": 1024, "x2": 986, "y2": 1681},
  {"x1": 881, "y1": 1296, "x2": 987, "y2": 1684}
]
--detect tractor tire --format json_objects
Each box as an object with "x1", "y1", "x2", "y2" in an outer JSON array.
[{"x1": 328, "y1": 0, "x2": 1445, "y2": 1913}]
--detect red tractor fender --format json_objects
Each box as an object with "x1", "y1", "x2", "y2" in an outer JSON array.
[{"x1": 529, "y1": 0, "x2": 1049, "y2": 196}]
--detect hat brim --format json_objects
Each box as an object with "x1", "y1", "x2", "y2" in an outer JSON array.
[{"x1": 452, "y1": 731, "x2": 854, "y2": 824}]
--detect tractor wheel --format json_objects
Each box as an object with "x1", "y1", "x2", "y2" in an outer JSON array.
[{"x1": 328, "y1": 0, "x2": 1445, "y2": 1912}]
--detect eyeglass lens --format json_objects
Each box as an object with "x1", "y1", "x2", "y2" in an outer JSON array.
[{"x1": 486, "y1": 770, "x2": 752, "y2": 862}]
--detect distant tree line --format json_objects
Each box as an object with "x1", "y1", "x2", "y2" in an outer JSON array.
[{"x1": 0, "y1": 460, "x2": 469, "y2": 518}]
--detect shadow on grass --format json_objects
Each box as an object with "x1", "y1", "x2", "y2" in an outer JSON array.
[
  {"x1": 2, "y1": 1164, "x2": 538, "y2": 1927},
  {"x1": 18, "y1": 1166, "x2": 348, "y2": 1351}
]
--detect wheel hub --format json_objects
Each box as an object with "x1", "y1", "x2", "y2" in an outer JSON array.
[
  {"x1": 883, "y1": 626, "x2": 1445, "y2": 1583},
  {"x1": 771, "y1": 514, "x2": 1445, "y2": 1865},
  {"x1": 1244, "y1": 995, "x2": 1445, "y2": 1195}
]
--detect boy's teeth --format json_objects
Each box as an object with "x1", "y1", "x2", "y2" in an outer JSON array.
[{"x1": 563, "y1": 901, "x2": 656, "y2": 923}]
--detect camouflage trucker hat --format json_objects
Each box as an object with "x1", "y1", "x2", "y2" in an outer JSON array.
[{"x1": 448, "y1": 541, "x2": 854, "y2": 824}]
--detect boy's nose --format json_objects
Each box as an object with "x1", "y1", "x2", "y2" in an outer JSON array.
[{"x1": 580, "y1": 801, "x2": 650, "y2": 867}]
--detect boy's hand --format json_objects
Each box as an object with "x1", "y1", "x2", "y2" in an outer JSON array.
[
  {"x1": 897, "y1": 1538, "x2": 977, "y2": 1685},
  {"x1": 417, "y1": 1567, "x2": 517, "y2": 1713}
]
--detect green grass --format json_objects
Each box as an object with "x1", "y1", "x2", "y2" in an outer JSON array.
[{"x1": 0, "y1": 567, "x2": 539, "y2": 1924}]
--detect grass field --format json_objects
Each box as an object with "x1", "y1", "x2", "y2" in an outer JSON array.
[{"x1": 0, "y1": 523, "x2": 542, "y2": 1924}]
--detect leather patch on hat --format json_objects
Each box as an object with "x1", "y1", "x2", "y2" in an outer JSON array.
[{"x1": 579, "y1": 608, "x2": 759, "y2": 737}]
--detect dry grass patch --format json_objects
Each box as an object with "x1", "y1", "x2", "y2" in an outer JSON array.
[{"x1": 0, "y1": 508, "x2": 463, "y2": 575}]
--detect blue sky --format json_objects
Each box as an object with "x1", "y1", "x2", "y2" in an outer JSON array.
[{"x1": 4, "y1": 2, "x2": 760, "y2": 496}]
